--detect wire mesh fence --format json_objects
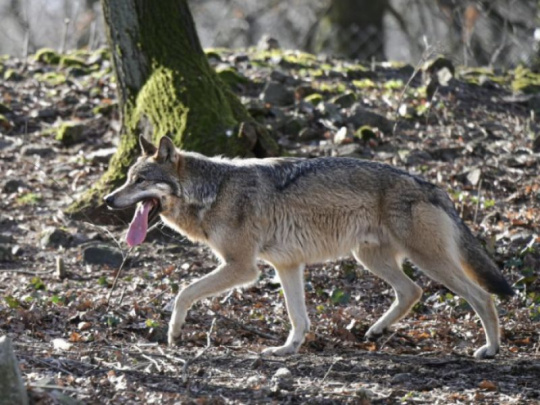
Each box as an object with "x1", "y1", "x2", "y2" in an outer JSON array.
[{"x1": 0, "y1": 0, "x2": 537, "y2": 69}]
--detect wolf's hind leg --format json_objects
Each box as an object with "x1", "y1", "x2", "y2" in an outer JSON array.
[
  {"x1": 262, "y1": 264, "x2": 309, "y2": 356},
  {"x1": 168, "y1": 261, "x2": 259, "y2": 346},
  {"x1": 353, "y1": 247, "x2": 423, "y2": 339},
  {"x1": 408, "y1": 252, "x2": 500, "y2": 359}
]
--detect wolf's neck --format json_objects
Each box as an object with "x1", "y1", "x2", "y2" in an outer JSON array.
[{"x1": 182, "y1": 154, "x2": 230, "y2": 207}]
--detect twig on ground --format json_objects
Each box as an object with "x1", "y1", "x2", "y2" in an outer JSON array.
[
  {"x1": 106, "y1": 247, "x2": 133, "y2": 309},
  {"x1": 379, "y1": 331, "x2": 398, "y2": 351},
  {"x1": 473, "y1": 177, "x2": 483, "y2": 225},
  {"x1": 182, "y1": 317, "x2": 217, "y2": 383},
  {"x1": 392, "y1": 47, "x2": 437, "y2": 136},
  {"x1": 216, "y1": 314, "x2": 280, "y2": 341},
  {"x1": 0, "y1": 268, "x2": 55, "y2": 275},
  {"x1": 321, "y1": 357, "x2": 342, "y2": 384}
]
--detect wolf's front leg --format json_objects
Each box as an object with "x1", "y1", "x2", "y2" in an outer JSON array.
[
  {"x1": 168, "y1": 261, "x2": 259, "y2": 346},
  {"x1": 262, "y1": 264, "x2": 309, "y2": 356}
]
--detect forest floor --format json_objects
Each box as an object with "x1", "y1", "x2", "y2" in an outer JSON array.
[{"x1": 0, "y1": 47, "x2": 539, "y2": 404}]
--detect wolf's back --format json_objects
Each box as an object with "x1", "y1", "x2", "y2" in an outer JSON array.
[{"x1": 458, "y1": 223, "x2": 514, "y2": 297}]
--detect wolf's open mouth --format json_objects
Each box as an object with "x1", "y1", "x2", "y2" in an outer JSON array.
[{"x1": 126, "y1": 198, "x2": 161, "y2": 247}]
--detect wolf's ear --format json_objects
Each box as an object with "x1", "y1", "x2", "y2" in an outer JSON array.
[
  {"x1": 157, "y1": 136, "x2": 176, "y2": 162},
  {"x1": 139, "y1": 135, "x2": 157, "y2": 155}
]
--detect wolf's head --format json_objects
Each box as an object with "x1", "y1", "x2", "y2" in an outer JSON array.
[{"x1": 104, "y1": 135, "x2": 182, "y2": 247}]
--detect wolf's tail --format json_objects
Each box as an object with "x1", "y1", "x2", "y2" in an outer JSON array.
[{"x1": 458, "y1": 222, "x2": 514, "y2": 297}]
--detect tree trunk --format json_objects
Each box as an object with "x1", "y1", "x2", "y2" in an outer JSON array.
[
  {"x1": 67, "y1": 0, "x2": 277, "y2": 223},
  {"x1": 307, "y1": 0, "x2": 389, "y2": 61}
]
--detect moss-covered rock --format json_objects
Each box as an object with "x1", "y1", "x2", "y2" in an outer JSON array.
[
  {"x1": 55, "y1": 122, "x2": 85, "y2": 146},
  {"x1": 0, "y1": 114, "x2": 13, "y2": 131},
  {"x1": 3, "y1": 69, "x2": 23, "y2": 82},
  {"x1": 0, "y1": 103, "x2": 12, "y2": 114},
  {"x1": 354, "y1": 125, "x2": 377, "y2": 141},
  {"x1": 511, "y1": 65, "x2": 540, "y2": 94},
  {"x1": 330, "y1": 92, "x2": 356, "y2": 108},
  {"x1": 216, "y1": 66, "x2": 250, "y2": 88},
  {"x1": 34, "y1": 72, "x2": 67, "y2": 86},
  {"x1": 60, "y1": 55, "x2": 87, "y2": 69},
  {"x1": 304, "y1": 93, "x2": 323, "y2": 105},
  {"x1": 35, "y1": 48, "x2": 61, "y2": 64},
  {"x1": 92, "y1": 102, "x2": 117, "y2": 116}
]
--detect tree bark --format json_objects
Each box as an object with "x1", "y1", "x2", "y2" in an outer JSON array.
[{"x1": 67, "y1": 0, "x2": 277, "y2": 223}]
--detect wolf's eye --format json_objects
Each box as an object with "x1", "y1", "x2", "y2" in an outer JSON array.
[{"x1": 135, "y1": 177, "x2": 144, "y2": 184}]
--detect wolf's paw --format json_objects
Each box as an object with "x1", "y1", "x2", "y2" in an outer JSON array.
[
  {"x1": 261, "y1": 345, "x2": 298, "y2": 357},
  {"x1": 473, "y1": 345, "x2": 499, "y2": 359},
  {"x1": 365, "y1": 326, "x2": 387, "y2": 341},
  {"x1": 167, "y1": 322, "x2": 184, "y2": 347}
]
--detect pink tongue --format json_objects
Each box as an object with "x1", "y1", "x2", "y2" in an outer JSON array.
[{"x1": 126, "y1": 200, "x2": 154, "y2": 247}]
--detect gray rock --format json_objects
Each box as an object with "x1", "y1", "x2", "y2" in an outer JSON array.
[
  {"x1": 257, "y1": 35, "x2": 280, "y2": 51},
  {"x1": 2, "y1": 179, "x2": 27, "y2": 193},
  {"x1": 297, "y1": 127, "x2": 321, "y2": 141},
  {"x1": 88, "y1": 148, "x2": 116, "y2": 164},
  {"x1": 282, "y1": 117, "x2": 307, "y2": 136},
  {"x1": 260, "y1": 81, "x2": 295, "y2": 106},
  {"x1": 0, "y1": 336, "x2": 29, "y2": 405},
  {"x1": 336, "y1": 143, "x2": 364, "y2": 157},
  {"x1": 330, "y1": 92, "x2": 357, "y2": 108},
  {"x1": 0, "y1": 244, "x2": 13, "y2": 262},
  {"x1": 346, "y1": 104, "x2": 392, "y2": 134},
  {"x1": 334, "y1": 127, "x2": 351, "y2": 144},
  {"x1": 83, "y1": 244, "x2": 124, "y2": 268},
  {"x1": 317, "y1": 102, "x2": 340, "y2": 118},
  {"x1": 533, "y1": 134, "x2": 540, "y2": 152},
  {"x1": 0, "y1": 138, "x2": 13, "y2": 150},
  {"x1": 40, "y1": 227, "x2": 73, "y2": 248},
  {"x1": 20, "y1": 145, "x2": 55, "y2": 157},
  {"x1": 406, "y1": 150, "x2": 433, "y2": 165},
  {"x1": 272, "y1": 367, "x2": 293, "y2": 390},
  {"x1": 0, "y1": 234, "x2": 15, "y2": 244},
  {"x1": 391, "y1": 372, "x2": 412, "y2": 384}
]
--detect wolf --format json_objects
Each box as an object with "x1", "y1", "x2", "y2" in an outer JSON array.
[{"x1": 104, "y1": 135, "x2": 514, "y2": 359}]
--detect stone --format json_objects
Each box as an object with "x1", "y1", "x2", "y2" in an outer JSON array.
[
  {"x1": 2, "y1": 179, "x2": 27, "y2": 193},
  {"x1": 391, "y1": 372, "x2": 412, "y2": 384},
  {"x1": 0, "y1": 245, "x2": 13, "y2": 262},
  {"x1": 40, "y1": 227, "x2": 73, "y2": 249},
  {"x1": 88, "y1": 148, "x2": 116, "y2": 164},
  {"x1": 406, "y1": 149, "x2": 433, "y2": 165},
  {"x1": 260, "y1": 81, "x2": 295, "y2": 106},
  {"x1": 55, "y1": 122, "x2": 86, "y2": 146},
  {"x1": 336, "y1": 143, "x2": 364, "y2": 157},
  {"x1": 334, "y1": 127, "x2": 351, "y2": 144},
  {"x1": 297, "y1": 127, "x2": 321, "y2": 141},
  {"x1": 257, "y1": 35, "x2": 280, "y2": 51},
  {"x1": 82, "y1": 244, "x2": 124, "y2": 268},
  {"x1": 282, "y1": 117, "x2": 307, "y2": 136},
  {"x1": 330, "y1": 92, "x2": 357, "y2": 108},
  {"x1": 0, "y1": 336, "x2": 29, "y2": 405},
  {"x1": 20, "y1": 145, "x2": 55, "y2": 157},
  {"x1": 271, "y1": 367, "x2": 293, "y2": 390},
  {"x1": 346, "y1": 104, "x2": 392, "y2": 134}
]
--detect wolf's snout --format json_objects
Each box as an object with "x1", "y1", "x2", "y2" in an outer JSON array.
[{"x1": 104, "y1": 194, "x2": 115, "y2": 207}]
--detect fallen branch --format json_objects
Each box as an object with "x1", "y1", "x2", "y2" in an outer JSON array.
[
  {"x1": 216, "y1": 314, "x2": 280, "y2": 341},
  {"x1": 182, "y1": 317, "x2": 217, "y2": 383}
]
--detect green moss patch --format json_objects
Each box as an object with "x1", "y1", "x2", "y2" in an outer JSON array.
[
  {"x1": 55, "y1": 122, "x2": 85, "y2": 146},
  {"x1": 511, "y1": 66, "x2": 540, "y2": 94}
]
